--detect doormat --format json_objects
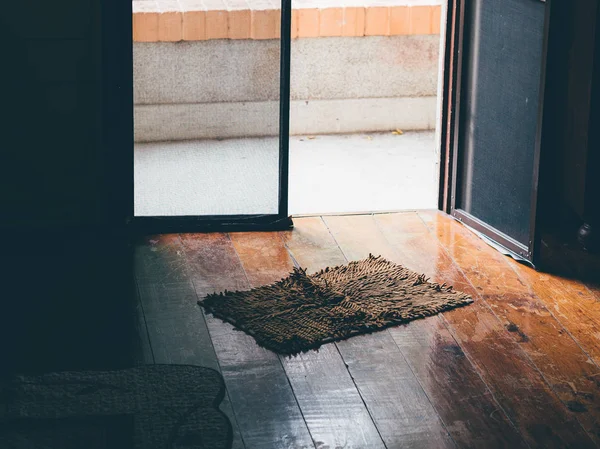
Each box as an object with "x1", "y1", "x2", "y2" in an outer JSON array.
[
  {"x1": 200, "y1": 254, "x2": 473, "y2": 355},
  {"x1": 0, "y1": 365, "x2": 232, "y2": 449}
]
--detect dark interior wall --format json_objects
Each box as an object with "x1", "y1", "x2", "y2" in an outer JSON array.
[
  {"x1": 587, "y1": 4, "x2": 600, "y2": 229},
  {"x1": 539, "y1": 0, "x2": 599, "y2": 230},
  {"x1": 0, "y1": 0, "x2": 103, "y2": 229},
  {"x1": 561, "y1": 0, "x2": 597, "y2": 218},
  {"x1": 538, "y1": 0, "x2": 571, "y2": 224},
  {"x1": 0, "y1": 1, "x2": 137, "y2": 374}
]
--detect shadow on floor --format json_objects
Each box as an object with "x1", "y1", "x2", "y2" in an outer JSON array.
[{"x1": 1, "y1": 232, "x2": 140, "y2": 377}]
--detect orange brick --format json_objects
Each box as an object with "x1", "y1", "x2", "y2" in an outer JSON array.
[
  {"x1": 229, "y1": 9, "x2": 252, "y2": 39},
  {"x1": 183, "y1": 10, "x2": 207, "y2": 40},
  {"x1": 133, "y1": 2, "x2": 159, "y2": 42},
  {"x1": 297, "y1": 8, "x2": 319, "y2": 38},
  {"x1": 389, "y1": 6, "x2": 409, "y2": 35},
  {"x1": 205, "y1": 10, "x2": 229, "y2": 38},
  {"x1": 133, "y1": 13, "x2": 159, "y2": 42},
  {"x1": 364, "y1": 6, "x2": 389, "y2": 36},
  {"x1": 251, "y1": 8, "x2": 281, "y2": 39},
  {"x1": 431, "y1": 5, "x2": 442, "y2": 34},
  {"x1": 225, "y1": 0, "x2": 251, "y2": 38},
  {"x1": 291, "y1": 9, "x2": 299, "y2": 39},
  {"x1": 342, "y1": 7, "x2": 365, "y2": 37},
  {"x1": 158, "y1": 1, "x2": 183, "y2": 41},
  {"x1": 319, "y1": 7, "x2": 343, "y2": 37},
  {"x1": 409, "y1": 5, "x2": 432, "y2": 35},
  {"x1": 159, "y1": 12, "x2": 183, "y2": 41}
]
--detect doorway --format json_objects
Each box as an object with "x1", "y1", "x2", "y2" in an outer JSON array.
[
  {"x1": 130, "y1": 1, "x2": 448, "y2": 227},
  {"x1": 121, "y1": 0, "x2": 553, "y2": 263},
  {"x1": 285, "y1": 5, "x2": 447, "y2": 216}
]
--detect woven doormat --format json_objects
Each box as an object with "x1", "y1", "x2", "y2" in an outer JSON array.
[{"x1": 200, "y1": 255, "x2": 473, "y2": 355}]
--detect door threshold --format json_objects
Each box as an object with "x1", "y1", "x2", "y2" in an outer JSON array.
[{"x1": 291, "y1": 208, "x2": 440, "y2": 218}]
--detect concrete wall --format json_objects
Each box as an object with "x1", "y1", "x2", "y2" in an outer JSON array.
[{"x1": 134, "y1": 35, "x2": 440, "y2": 141}]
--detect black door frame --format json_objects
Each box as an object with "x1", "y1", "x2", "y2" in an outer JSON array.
[
  {"x1": 103, "y1": 0, "x2": 293, "y2": 236},
  {"x1": 439, "y1": 0, "x2": 553, "y2": 264}
]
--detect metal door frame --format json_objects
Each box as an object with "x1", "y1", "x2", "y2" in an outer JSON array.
[
  {"x1": 103, "y1": 0, "x2": 293, "y2": 236},
  {"x1": 439, "y1": 0, "x2": 552, "y2": 264}
]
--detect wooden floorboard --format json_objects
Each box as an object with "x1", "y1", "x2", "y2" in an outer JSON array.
[
  {"x1": 319, "y1": 215, "x2": 457, "y2": 449},
  {"x1": 364, "y1": 212, "x2": 594, "y2": 448},
  {"x1": 507, "y1": 255, "x2": 600, "y2": 366},
  {"x1": 134, "y1": 234, "x2": 191, "y2": 285},
  {"x1": 130, "y1": 211, "x2": 600, "y2": 449},
  {"x1": 137, "y1": 282, "x2": 220, "y2": 370},
  {"x1": 134, "y1": 234, "x2": 246, "y2": 449},
  {"x1": 387, "y1": 315, "x2": 527, "y2": 449},
  {"x1": 229, "y1": 231, "x2": 386, "y2": 449},
  {"x1": 417, "y1": 211, "x2": 600, "y2": 446},
  {"x1": 320, "y1": 214, "x2": 526, "y2": 449},
  {"x1": 179, "y1": 233, "x2": 315, "y2": 449},
  {"x1": 392, "y1": 211, "x2": 596, "y2": 448},
  {"x1": 133, "y1": 278, "x2": 154, "y2": 365}
]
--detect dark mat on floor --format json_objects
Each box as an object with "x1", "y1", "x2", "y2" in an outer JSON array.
[
  {"x1": 200, "y1": 254, "x2": 473, "y2": 355},
  {"x1": 0, "y1": 365, "x2": 232, "y2": 449}
]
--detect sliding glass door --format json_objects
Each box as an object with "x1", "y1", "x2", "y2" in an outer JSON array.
[{"x1": 132, "y1": 0, "x2": 292, "y2": 233}]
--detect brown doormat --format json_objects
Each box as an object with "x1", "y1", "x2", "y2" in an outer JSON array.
[{"x1": 200, "y1": 255, "x2": 473, "y2": 355}]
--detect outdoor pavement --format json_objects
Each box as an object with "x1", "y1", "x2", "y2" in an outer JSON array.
[{"x1": 134, "y1": 131, "x2": 438, "y2": 217}]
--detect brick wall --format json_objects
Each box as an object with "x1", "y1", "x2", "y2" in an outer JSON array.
[{"x1": 133, "y1": 0, "x2": 442, "y2": 42}]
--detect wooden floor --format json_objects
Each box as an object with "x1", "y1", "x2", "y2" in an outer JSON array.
[{"x1": 133, "y1": 211, "x2": 600, "y2": 449}]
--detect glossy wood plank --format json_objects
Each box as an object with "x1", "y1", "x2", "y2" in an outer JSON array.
[
  {"x1": 137, "y1": 282, "x2": 221, "y2": 370},
  {"x1": 418, "y1": 211, "x2": 600, "y2": 445},
  {"x1": 134, "y1": 234, "x2": 191, "y2": 285},
  {"x1": 379, "y1": 211, "x2": 597, "y2": 448},
  {"x1": 316, "y1": 216, "x2": 457, "y2": 449},
  {"x1": 134, "y1": 234, "x2": 245, "y2": 449},
  {"x1": 130, "y1": 213, "x2": 600, "y2": 449},
  {"x1": 506, "y1": 257, "x2": 600, "y2": 367},
  {"x1": 337, "y1": 330, "x2": 456, "y2": 449},
  {"x1": 133, "y1": 279, "x2": 154, "y2": 365},
  {"x1": 229, "y1": 230, "x2": 385, "y2": 449},
  {"x1": 179, "y1": 233, "x2": 315, "y2": 449},
  {"x1": 135, "y1": 235, "x2": 224, "y2": 370},
  {"x1": 320, "y1": 214, "x2": 526, "y2": 448},
  {"x1": 388, "y1": 315, "x2": 527, "y2": 449},
  {"x1": 325, "y1": 213, "x2": 594, "y2": 448}
]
